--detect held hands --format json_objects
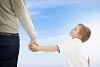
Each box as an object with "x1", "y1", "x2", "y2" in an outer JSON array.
[
  {"x1": 28, "y1": 39, "x2": 39, "y2": 52},
  {"x1": 29, "y1": 44, "x2": 39, "y2": 52}
]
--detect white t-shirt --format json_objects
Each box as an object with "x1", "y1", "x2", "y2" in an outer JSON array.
[{"x1": 57, "y1": 38, "x2": 89, "y2": 67}]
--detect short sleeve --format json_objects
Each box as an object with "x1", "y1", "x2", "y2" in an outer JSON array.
[{"x1": 57, "y1": 42, "x2": 71, "y2": 55}]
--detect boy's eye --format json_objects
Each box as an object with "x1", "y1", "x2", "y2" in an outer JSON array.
[{"x1": 74, "y1": 28, "x2": 76, "y2": 30}]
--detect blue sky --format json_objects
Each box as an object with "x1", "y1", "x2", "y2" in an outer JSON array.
[{"x1": 18, "y1": 0, "x2": 100, "y2": 67}]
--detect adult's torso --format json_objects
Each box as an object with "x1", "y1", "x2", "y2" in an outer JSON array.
[{"x1": 0, "y1": 0, "x2": 18, "y2": 33}]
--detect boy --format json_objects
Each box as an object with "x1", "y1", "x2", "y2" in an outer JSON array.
[{"x1": 30, "y1": 23, "x2": 91, "y2": 67}]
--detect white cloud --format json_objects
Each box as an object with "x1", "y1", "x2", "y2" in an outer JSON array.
[
  {"x1": 26, "y1": 0, "x2": 74, "y2": 9},
  {"x1": 29, "y1": 11, "x2": 40, "y2": 16},
  {"x1": 38, "y1": 34, "x2": 71, "y2": 45},
  {"x1": 25, "y1": 0, "x2": 100, "y2": 19},
  {"x1": 26, "y1": 0, "x2": 99, "y2": 9}
]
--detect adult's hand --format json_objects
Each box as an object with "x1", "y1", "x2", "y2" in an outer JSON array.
[{"x1": 28, "y1": 39, "x2": 39, "y2": 52}]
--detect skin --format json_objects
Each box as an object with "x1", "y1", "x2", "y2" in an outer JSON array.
[{"x1": 69, "y1": 25, "x2": 82, "y2": 39}]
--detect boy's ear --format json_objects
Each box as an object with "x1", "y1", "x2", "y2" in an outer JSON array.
[
  {"x1": 77, "y1": 35, "x2": 82, "y2": 39},
  {"x1": 79, "y1": 35, "x2": 82, "y2": 39}
]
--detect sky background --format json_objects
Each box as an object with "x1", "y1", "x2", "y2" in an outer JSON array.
[{"x1": 18, "y1": 0, "x2": 100, "y2": 67}]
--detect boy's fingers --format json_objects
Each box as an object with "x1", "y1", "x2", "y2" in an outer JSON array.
[{"x1": 28, "y1": 44, "x2": 32, "y2": 51}]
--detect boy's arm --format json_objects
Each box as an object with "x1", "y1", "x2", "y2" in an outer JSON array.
[
  {"x1": 87, "y1": 57, "x2": 90, "y2": 67},
  {"x1": 30, "y1": 44, "x2": 59, "y2": 52}
]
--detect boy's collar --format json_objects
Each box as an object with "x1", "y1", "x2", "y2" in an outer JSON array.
[{"x1": 73, "y1": 38, "x2": 82, "y2": 43}]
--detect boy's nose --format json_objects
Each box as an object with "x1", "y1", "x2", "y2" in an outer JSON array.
[{"x1": 71, "y1": 30, "x2": 73, "y2": 33}]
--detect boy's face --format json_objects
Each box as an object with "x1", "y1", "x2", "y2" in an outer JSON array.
[{"x1": 70, "y1": 25, "x2": 82, "y2": 39}]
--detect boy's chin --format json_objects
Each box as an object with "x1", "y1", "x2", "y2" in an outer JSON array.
[
  {"x1": 69, "y1": 33, "x2": 73, "y2": 37},
  {"x1": 70, "y1": 35, "x2": 73, "y2": 39},
  {"x1": 69, "y1": 33, "x2": 71, "y2": 36}
]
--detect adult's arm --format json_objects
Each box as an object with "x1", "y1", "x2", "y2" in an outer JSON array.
[{"x1": 11, "y1": 0, "x2": 37, "y2": 40}]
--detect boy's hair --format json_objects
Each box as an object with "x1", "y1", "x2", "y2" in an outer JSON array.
[{"x1": 78, "y1": 23, "x2": 91, "y2": 42}]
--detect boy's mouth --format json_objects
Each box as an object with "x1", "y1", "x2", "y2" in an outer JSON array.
[{"x1": 70, "y1": 30, "x2": 73, "y2": 33}]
